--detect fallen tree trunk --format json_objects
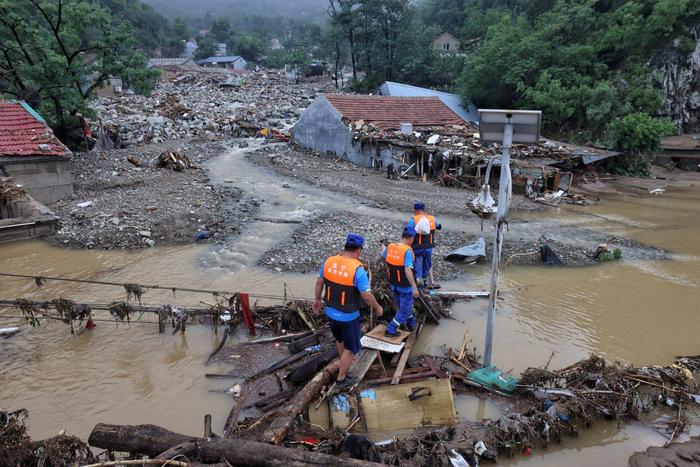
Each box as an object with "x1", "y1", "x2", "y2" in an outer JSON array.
[
  {"x1": 88, "y1": 423, "x2": 381, "y2": 467},
  {"x1": 262, "y1": 358, "x2": 339, "y2": 444}
]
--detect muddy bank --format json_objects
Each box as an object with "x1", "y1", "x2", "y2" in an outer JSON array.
[
  {"x1": 48, "y1": 140, "x2": 253, "y2": 249},
  {"x1": 247, "y1": 143, "x2": 540, "y2": 217},
  {"x1": 259, "y1": 211, "x2": 670, "y2": 277},
  {"x1": 629, "y1": 436, "x2": 700, "y2": 466}
]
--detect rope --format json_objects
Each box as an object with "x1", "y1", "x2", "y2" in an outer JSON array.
[{"x1": 0, "y1": 272, "x2": 314, "y2": 301}]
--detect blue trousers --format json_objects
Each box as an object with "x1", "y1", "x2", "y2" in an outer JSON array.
[
  {"x1": 414, "y1": 248, "x2": 433, "y2": 279},
  {"x1": 387, "y1": 290, "x2": 416, "y2": 334}
]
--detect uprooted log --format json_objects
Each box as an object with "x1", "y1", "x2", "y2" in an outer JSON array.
[
  {"x1": 88, "y1": 423, "x2": 380, "y2": 467},
  {"x1": 262, "y1": 358, "x2": 339, "y2": 444}
]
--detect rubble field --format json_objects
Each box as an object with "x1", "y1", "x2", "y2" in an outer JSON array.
[
  {"x1": 259, "y1": 212, "x2": 670, "y2": 276},
  {"x1": 48, "y1": 140, "x2": 252, "y2": 249},
  {"x1": 248, "y1": 143, "x2": 541, "y2": 217},
  {"x1": 94, "y1": 72, "x2": 335, "y2": 146}
]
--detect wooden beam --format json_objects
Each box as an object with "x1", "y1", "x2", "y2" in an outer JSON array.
[{"x1": 391, "y1": 331, "x2": 416, "y2": 384}]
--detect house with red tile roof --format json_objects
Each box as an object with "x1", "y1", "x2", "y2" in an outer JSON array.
[
  {"x1": 291, "y1": 94, "x2": 467, "y2": 169},
  {"x1": 0, "y1": 100, "x2": 73, "y2": 204}
]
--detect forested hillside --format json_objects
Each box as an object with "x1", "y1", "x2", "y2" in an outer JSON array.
[{"x1": 140, "y1": 0, "x2": 328, "y2": 20}]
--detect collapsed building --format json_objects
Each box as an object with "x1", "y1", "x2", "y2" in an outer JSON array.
[
  {"x1": 292, "y1": 94, "x2": 621, "y2": 200},
  {"x1": 291, "y1": 94, "x2": 466, "y2": 170}
]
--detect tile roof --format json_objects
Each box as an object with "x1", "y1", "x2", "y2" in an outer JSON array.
[
  {"x1": 0, "y1": 101, "x2": 67, "y2": 157},
  {"x1": 324, "y1": 94, "x2": 466, "y2": 130},
  {"x1": 376, "y1": 81, "x2": 479, "y2": 123}
]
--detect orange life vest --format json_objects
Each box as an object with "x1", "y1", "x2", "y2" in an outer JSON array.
[
  {"x1": 322, "y1": 255, "x2": 363, "y2": 312},
  {"x1": 386, "y1": 242, "x2": 414, "y2": 287},
  {"x1": 412, "y1": 214, "x2": 437, "y2": 249}
]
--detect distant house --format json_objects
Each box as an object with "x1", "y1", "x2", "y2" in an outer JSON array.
[
  {"x1": 654, "y1": 134, "x2": 700, "y2": 170},
  {"x1": 375, "y1": 81, "x2": 478, "y2": 123},
  {"x1": 183, "y1": 41, "x2": 198, "y2": 58},
  {"x1": 292, "y1": 95, "x2": 466, "y2": 168},
  {"x1": 148, "y1": 58, "x2": 205, "y2": 79},
  {"x1": 94, "y1": 77, "x2": 124, "y2": 98},
  {"x1": 215, "y1": 43, "x2": 228, "y2": 56},
  {"x1": 197, "y1": 56, "x2": 247, "y2": 71},
  {"x1": 0, "y1": 101, "x2": 72, "y2": 204},
  {"x1": 432, "y1": 32, "x2": 460, "y2": 53}
]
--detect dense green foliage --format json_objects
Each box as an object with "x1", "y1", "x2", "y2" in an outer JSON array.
[
  {"x1": 606, "y1": 112, "x2": 675, "y2": 176},
  {"x1": 0, "y1": 0, "x2": 158, "y2": 139},
  {"x1": 99, "y1": 0, "x2": 187, "y2": 56}
]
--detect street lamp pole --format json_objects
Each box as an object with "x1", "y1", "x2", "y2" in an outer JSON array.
[{"x1": 483, "y1": 122, "x2": 513, "y2": 366}]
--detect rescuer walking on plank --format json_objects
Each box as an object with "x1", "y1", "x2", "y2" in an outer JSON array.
[
  {"x1": 313, "y1": 233, "x2": 384, "y2": 388},
  {"x1": 381, "y1": 227, "x2": 420, "y2": 337},
  {"x1": 407, "y1": 202, "x2": 442, "y2": 288}
]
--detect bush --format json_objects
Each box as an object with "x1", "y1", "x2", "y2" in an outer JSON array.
[{"x1": 606, "y1": 113, "x2": 675, "y2": 177}]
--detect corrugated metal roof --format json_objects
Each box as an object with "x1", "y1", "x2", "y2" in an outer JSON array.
[
  {"x1": 0, "y1": 101, "x2": 67, "y2": 157},
  {"x1": 323, "y1": 95, "x2": 466, "y2": 130},
  {"x1": 197, "y1": 56, "x2": 245, "y2": 64},
  {"x1": 376, "y1": 81, "x2": 478, "y2": 123}
]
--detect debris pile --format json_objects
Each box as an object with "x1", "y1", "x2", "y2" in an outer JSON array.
[
  {"x1": 48, "y1": 141, "x2": 251, "y2": 249},
  {"x1": 157, "y1": 148, "x2": 197, "y2": 171},
  {"x1": 0, "y1": 409, "x2": 95, "y2": 466},
  {"x1": 93, "y1": 71, "x2": 335, "y2": 146}
]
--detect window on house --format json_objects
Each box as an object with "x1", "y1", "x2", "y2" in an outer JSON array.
[{"x1": 444, "y1": 43, "x2": 449, "y2": 50}]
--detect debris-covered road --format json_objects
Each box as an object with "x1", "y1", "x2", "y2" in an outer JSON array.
[
  {"x1": 48, "y1": 141, "x2": 253, "y2": 249},
  {"x1": 248, "y1": 143, "x2": 541, "y2": 217}
]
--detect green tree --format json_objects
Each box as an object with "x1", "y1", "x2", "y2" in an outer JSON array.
[
  {"x1": 606, "y1": 113, "x2": 674, "y2": 176},
  {"x1": 0, "y1": 0, "x2": 157, "y2": 139},
  {"x1": 194, "y1": 35, "x2": 218, "y2": 59},
  {"x1": 231, "y1": 32, "x2": 264, "y2": 62},
  {"x1": 209, "y1": 18, "x2": 232, "y2": 43}
]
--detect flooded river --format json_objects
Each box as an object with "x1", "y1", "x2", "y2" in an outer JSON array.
[{"x1": 1, "y1": 148, "x2": 699, "y2": 465}]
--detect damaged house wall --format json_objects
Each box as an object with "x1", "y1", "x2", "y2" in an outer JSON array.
[{"x1": 291, "y1": 96, "x2": 395, "y2": 168}]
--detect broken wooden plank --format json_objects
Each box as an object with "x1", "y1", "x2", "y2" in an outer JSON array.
[
  {"x1": 428, "y1": 290, "x2": 489, "y2": 298},
  {"x1": 364, "y1": 324, "x2": 410, "y2": 344},
  {"x1": 346, "y1": 349, "x2": 377, "y2": 388},
  {"x1": 391, "y1": 331, "x2": 417, "y2": 385},
  {"x1": 262, "y1": 358, "x2": 339, "y2": 444}
]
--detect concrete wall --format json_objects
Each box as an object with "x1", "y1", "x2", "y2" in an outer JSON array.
[
  {"x1": 292, "y1": 96, "x2": 353, "y2": 158},
  {"x1": 292, "y1": 96, "x2": 408, "y2": 169},
  {"x1": 0, "y1": 156, "x2": 73, "y2": 204}
]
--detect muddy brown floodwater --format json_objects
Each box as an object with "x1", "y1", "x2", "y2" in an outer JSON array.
[{"x1": 1, "y1": 151, "x2": 699, "y2": 466}]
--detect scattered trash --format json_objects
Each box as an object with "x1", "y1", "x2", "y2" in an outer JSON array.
[
  {"x1": 157, "y1": 149, "x2": 196, "y2": 171},
  {"x1": 467, "y1": 365, "x2": 517, "y2": 393},
  {"x1": 445, "y1": 238, "x2": 486, "y2": 263},
  {"x1": 76, "y1": 201, "x2": 94, "y2": 208}
]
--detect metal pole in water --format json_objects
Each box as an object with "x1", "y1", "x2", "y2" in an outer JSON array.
[{"x1": 483, "y1": 122, "x2": 513, "y2": 366}]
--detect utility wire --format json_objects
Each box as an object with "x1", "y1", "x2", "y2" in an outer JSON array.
[{"x1": 0, "y1": 272, "x2": 313, "y2": 301}]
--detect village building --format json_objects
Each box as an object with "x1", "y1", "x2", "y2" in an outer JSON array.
[
  {"x1": 0, "y1": 100, "x2": 73, "y2": 205},
  {"x1": 291, "y1": 94, "x2": 465, "y2": 169},
  {"x1": 432, "y1": 32, "x2": 460, "y2": 53},
  {"x1": 147, "y1": 58, "x2": 207, "y2": 80},
  {"x1": 182, "y1": 41, "x2": 198, "y2": 58},
  {"x1": 375, "y1": 81, "x2": 478, "y2": 123},
  {"x1": 654, "y1": 134, "x2": 700, "y2": 170},
  {"x1": 197, "y1": 55, "x2": 247, "y2": 71},
  {"x1": 215, "y1": 43, "x2": 228, "y2": 56}
]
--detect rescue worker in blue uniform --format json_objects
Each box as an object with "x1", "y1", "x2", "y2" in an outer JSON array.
[
  {"x1": 313, "y1": 233, "x2": 384, "y2": 388},
  {"x1": 381, "y1": 227, "x2": 420, "y2": 336},
  {"x1": 406, "y1": 202, "x2": 442, "y2": 288}
]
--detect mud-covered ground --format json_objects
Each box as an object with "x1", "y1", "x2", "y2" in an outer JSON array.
[
  {"x1": 248, "y1": 143, "x2": 540, "y2": 217},
  {"x1": 249, "y1": 144, "x2": 670, "y2": 277},
  {"x1": 259, "y1": 212, "x2": 670, "y2": 280},
  {"x1": 48, "y1": 140, "x2": 255, "y2": 249}
]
